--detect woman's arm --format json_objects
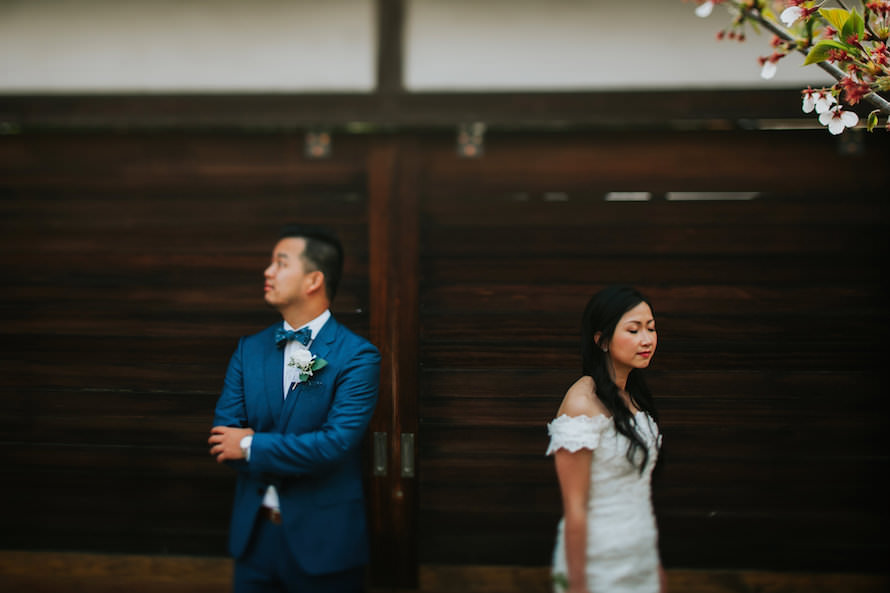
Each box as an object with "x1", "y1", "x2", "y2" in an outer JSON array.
[
  {"x1": 550, "y1": 377, "x2": 603, "y2": 593},
  {"x1": 554, "y1": 447, "x2": 593, "y2": 593}
]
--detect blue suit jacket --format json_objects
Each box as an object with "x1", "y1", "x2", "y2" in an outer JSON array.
[{"x1": 213, "y1": 316, "x2": 380, "y2": 575}]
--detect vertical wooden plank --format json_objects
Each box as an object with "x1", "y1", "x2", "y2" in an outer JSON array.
[
  {"x1": 367, "y1": 135, "x2": 421, "y2": 587},
  {"x1": 367, "y1": 138, "x2": 397, "y2": 586},
  {"x1": 376, "y1": 0, "x2": 404, "y2": 97},
  {"x1": 392, "y1": 136, "x2": 421, "y2": 587}
]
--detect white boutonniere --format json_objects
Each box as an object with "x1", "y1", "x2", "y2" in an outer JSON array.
[{"x1": 288, "y1": 349, "x2": 328, "y2": 383}]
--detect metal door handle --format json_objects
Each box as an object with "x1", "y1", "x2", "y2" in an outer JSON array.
[
  {"x1": 373, "y1": 432, "x2": 387, "y2": 476},
  {"x1": 401, "y1": 433, "x2": 415, "y2": 478}
]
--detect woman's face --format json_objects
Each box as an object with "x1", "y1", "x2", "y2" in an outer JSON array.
[{"x1": 606, "y1": 301, "x2": 657, "y2": 373}]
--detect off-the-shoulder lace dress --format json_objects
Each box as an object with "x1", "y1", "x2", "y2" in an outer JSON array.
[{"x1": 547, "y1": 412, "x2": 661, "y2": 593}]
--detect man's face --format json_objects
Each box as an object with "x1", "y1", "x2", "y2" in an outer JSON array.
[{"x1": 263, "y1": 237, "x2": 313, "y2": 311}]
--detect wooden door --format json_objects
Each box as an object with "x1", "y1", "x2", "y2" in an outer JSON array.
[
  {"x1": 0, "y1": 128, "x2": 426, "y2": 588},
  {"x1": 412, "y1": 129, "x2": 889, "y2": 572},
  {"x1": 0, "y1": 131, "x2": 380, "y2": 553}
]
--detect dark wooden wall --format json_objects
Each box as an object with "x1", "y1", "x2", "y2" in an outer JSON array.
[
  {"x1": 1, "y1": 126, "x2": 889, "y2": 580},
  {"x1": 0, "y1": 132, "x2": 372, "y2": 553},
  {"x1": 415, "y1": 130, "x2": 890, "y2": 571}
]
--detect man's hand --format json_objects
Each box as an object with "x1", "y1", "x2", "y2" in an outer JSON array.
[{"x1": 208, "y1": 426, "x2": 255, "y2": 463}]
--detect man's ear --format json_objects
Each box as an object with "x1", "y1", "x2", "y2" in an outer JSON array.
[{"x1": 305, "y1": 270, "x2": 325, "y2": 295}]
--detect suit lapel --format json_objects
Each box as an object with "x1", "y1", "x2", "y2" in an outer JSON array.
[
  {"x1": 263, "y1": 327, "x2": 286, "y2": 423},
  {"x1": 279, "y1": 317, "x2": 337, "y2": 428}
]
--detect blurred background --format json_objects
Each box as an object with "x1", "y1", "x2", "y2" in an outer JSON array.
[{"x1": 1, "y1": 1, "x2": 887, "y2": 592}]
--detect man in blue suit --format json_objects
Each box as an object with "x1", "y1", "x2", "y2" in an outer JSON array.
[{"x1": 209, "y1": 225, "x2": 380, "y2": 592}]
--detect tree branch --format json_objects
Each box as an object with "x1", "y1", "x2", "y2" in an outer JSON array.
[{"x1": 741, "y1": 4, "x2": 890, "y2": 115}]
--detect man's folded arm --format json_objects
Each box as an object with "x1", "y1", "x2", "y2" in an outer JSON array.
[{"x1": 248, "y1": 348, "x2": 380, "y2": 476}]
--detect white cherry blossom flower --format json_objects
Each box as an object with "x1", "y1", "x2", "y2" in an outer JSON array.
[
  {"x1": 695, "y1": 1, "x2": 714, "y2": 18},
  {"x1": 802, "y1": 89, "x2": 837, "y2": 114},
  {"x1": 761, "y1": 61, "x2": 778, "y2": 79},
  {"x1": 780, "y1": 6, "x2": 804, "y2": 27},
  {"x1": 819, "y1": 107, "x2": 859, "y2": 134}
]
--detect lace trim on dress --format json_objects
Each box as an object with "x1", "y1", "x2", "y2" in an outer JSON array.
[{"x1": 545, "y1": 414, "x2": 611, "y2": 455}]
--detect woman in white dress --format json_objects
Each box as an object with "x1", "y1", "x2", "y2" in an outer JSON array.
[{"x1": 548, "y1": 286, "x2": 666, "y2": 593}]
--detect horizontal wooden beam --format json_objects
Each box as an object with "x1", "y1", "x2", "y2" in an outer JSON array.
[
  {"x1": 0, "y1": 89, "x2": 811, "y2": 132},
  {"x1": 420, "y1": 565, "x2": 890, "y2": 593},
  {"x1": 1, "y1": 552, "x2": 887, "y2": 593}
]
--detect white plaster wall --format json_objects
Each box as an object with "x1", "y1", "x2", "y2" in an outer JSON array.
[
  {"x1": 405, "y1": 0, "x2": 833, "y2": 90},
  {"x1": 0, "y1": 0, "x2": 832, "y2": 93},
  {"x1": 0, "y1": 0, "x2": 376, "y2": 92}
]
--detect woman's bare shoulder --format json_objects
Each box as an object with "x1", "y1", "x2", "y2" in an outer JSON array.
[{"x1": 557, "y1": 376, "x2": 608, "y2": 418}]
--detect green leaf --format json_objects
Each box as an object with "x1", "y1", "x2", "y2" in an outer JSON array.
[
  {"x1": 803, "y1": 40, "x2": 852, "y2": 65},
  {"x1": 866, "y1": 110, "x2": 879, "y2": 132},
  {"x1": 841, "y1": 9, "x2": 865, "y2": 41},
  {"x1": 819, "y1": 8, "x2": 849, "y2": 32}
]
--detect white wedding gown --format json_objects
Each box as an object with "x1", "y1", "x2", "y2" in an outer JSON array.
[{"x1": 547, "y1": 412, "x2": 661, "y2": 593}]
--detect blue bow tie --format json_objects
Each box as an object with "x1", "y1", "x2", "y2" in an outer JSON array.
[{"x1": 275, "y1": 326, "x2": 312, "y2": 348}]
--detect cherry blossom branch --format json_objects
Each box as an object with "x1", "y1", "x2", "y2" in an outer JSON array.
[{"x1": 740, "y1": 3, "x2": 890, "y2": 114}]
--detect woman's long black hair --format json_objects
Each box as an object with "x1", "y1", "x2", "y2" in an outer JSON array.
[{"x1": 581, "y1": 285, "x2": 660, "y2": 472}]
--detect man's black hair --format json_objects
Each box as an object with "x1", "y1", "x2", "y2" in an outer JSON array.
[{"x1": 279, "y1": 224, "x2": 344, "y2": 302}]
